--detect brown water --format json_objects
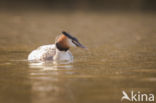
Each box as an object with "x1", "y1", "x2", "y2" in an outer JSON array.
[{"x1": 0, "y1": 11, "x2": 156, "y2": 103}]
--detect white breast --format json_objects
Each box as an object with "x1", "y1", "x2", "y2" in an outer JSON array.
[
  {"x1": 28, "y1": 44, "x2": 73, "y2": 62},
  {"x1": 53, "y1": 49, "x2": 73, "y2": 62}
]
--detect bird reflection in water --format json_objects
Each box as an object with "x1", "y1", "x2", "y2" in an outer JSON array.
[{"x1": 28, "y1": 62, "x2": 75, "y2": 103}]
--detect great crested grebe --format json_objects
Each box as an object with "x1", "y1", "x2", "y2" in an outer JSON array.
[{"x1": 28, "y1": 31, "x2": 86, "y2": 62}]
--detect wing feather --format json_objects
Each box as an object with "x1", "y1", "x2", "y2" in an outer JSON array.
[{"x1": 28, "y1": 44, "x2": 56, "y2": 61}]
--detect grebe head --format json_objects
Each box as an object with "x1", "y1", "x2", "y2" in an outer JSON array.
[{"x1": 56, "y1": 31, "x2": 86, "y2": 51}]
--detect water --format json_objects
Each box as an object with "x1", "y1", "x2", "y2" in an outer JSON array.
[{"x1": 0, "y1": 11, "x2": 156, "y2": 103}]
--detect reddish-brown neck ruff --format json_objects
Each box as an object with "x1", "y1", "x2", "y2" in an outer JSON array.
[{"x1": 56, "y1": 35, "x2": 70, "y2": 51}]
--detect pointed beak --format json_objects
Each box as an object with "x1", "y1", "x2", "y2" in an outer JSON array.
[
  {"x1": 75, "y1": 41, "x2": 87, "y2": 49},
  {"x1": 78, "y1": 43, "x2": 86, "y2": 48}
]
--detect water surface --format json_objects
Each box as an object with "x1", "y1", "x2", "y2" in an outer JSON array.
[{"x1": 0, "y1": 12, "x2": 156, "y2": 103}]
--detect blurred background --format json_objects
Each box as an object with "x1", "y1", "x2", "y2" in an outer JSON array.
[
  {"x1": 0, "y1": 0, "x2": 156, "y2": 12},
  {"x1": 0, "y1": 0, "x2": 155, "y2": 50},
  {"x1": 0, "y1": 1, "x2": 156, "y2": 103}
]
